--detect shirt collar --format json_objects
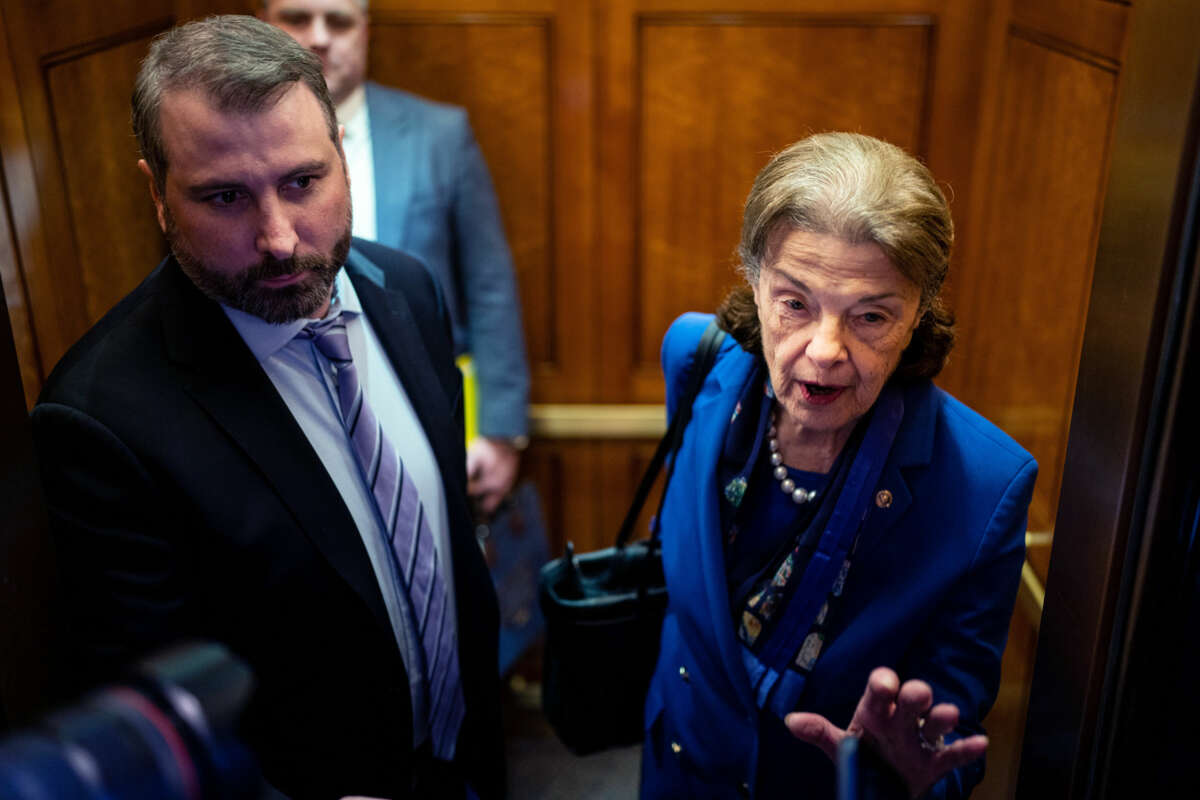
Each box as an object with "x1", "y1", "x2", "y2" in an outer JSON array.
[
  {"x1": 337, "y1": 84, "x2": 369, "y2": 141},
  {"x1": 222, "y1": 269, "x2": 363, "y2": 361}
]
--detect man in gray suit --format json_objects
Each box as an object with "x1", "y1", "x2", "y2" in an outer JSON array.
[{"x1": 262, "y1": 0, "x2": 530, "y2": 515}]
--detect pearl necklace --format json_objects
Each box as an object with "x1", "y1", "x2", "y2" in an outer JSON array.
[{"x1": 768, "y1": 409, "x2": 818, "y2": 504}]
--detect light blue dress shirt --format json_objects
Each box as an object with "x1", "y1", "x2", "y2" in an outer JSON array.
[{"x1": 221, "y1": 270, "x2": 455, "y2": 747}]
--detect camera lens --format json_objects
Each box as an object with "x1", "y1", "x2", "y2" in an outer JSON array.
[{"x1": 0, "y1": 643, "x2": 261, "y2": 800}]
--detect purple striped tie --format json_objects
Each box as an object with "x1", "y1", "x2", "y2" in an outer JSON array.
[{"x1": 302, "y1": 315, "x2": 465, "y2": 759}]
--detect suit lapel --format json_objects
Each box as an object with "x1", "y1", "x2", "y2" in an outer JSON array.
[
  {"x1": 155, "y1": 260, "x2": 396, "y2": 645},
  {"x1": 855, "y1": 380, "x2": 937, "y2": 552},
  {"x1": 677, "y1": 343, "x2": 760, "y2": 711},
  {"x1": 366, "y1": 82, "x2": 413, "y2": 247}
]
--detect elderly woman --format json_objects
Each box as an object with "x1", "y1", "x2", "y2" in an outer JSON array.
[{"x1": 641, "y1": 133, "x2": 1036, "y2": 799}]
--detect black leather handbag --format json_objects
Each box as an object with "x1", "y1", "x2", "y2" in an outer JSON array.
[{"x1": 538, "y1": 320, "x2": 726, "y2": 755}]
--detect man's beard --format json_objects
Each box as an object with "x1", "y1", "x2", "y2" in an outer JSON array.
[{"x1": 164, "y1": 208, "x2": 352, "y2": 324}]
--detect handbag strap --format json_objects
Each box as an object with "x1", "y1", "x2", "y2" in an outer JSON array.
[{"x1": 615, "y1": 319, "x2": 726, "y2": 548}]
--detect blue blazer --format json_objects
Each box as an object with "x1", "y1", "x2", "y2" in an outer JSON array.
[
  {"x1": 365, "y1": 82, "x2": 529, "y2": 438},
  {"x1": 641, "y1": 313, "x2": 1036, "y2": 799}
]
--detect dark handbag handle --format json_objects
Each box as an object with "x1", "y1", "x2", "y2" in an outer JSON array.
[{"x1": 615, "y1": 320, "x2": 726, "y2": 548}]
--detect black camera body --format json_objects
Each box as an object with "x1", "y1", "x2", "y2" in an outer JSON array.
[{"x1": 0, "y1": 642, "x2": 264, "y2": 800}]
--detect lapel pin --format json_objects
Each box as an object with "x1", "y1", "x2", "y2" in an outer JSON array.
[{"x1": 875, "y1": 489, "x2": 893, "y2": 509}]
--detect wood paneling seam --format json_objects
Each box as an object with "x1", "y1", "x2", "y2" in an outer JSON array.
[
  {"x1": 38, "y1": 17, "x2": 173, "y2": 68},
  {"x1": 369, "y1": 12, "x2": 554, "y2": 26},
  {"x1": 1008, "y1": 24, "x2": 1120, "y2": 73},
  {"x1": 635, "y1": 13, "x2": 934, "y2": 28}
]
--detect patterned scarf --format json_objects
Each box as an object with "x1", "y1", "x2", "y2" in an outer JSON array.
[{"x1": 715, "y1": 369, "x2": 905, "y2": 717}]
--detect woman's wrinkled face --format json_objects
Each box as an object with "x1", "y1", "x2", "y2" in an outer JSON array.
[{"x1": 752, "y1": 228, "x2": 922, "y2": 447}]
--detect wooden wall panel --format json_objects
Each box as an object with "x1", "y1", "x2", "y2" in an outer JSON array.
[
  {"x1": 632, "y1": 16, "x2": 932, "y2": 398},
  {"x1": 0, "y1": 0, "x2": 249, "y2": 400},
  {"x1": 369, "y1": 16, "x2": 553, "y2": 364},
  {"x1": 944, "y1": 29, "x2": 1120, "y2": 544},
  {"x1": 1011, "y1": 0, "x2": 1129, "y2": 63},
  {"x1": 525, "y1": 437, "x2": 662, "y2": 557},
  {"x1": 594, "y1": 1, "x2": 991, "y2": 407},
  {"x1": 47, "y1": 36, "x2": 168, "y2": 324},
  {"x1": 367, "y1": 2, "x2": 596, "y2": 403},
  {"x1": 5, "y1": 1, "x2": 174, "y2": 58},
  {"x1": 0, "y1": 4, "x2": 45, "y2": 409}
]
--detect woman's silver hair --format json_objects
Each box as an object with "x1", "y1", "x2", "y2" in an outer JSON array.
[
  {"x1": 132, "y1": 15, "x2": 339, "y2": 196},
  {"x1": 721, "y1": 132, "x2": 957, "y2": 379},
  {"x1": 738, "y1": 132, "x2": 953, "y2": 305}
]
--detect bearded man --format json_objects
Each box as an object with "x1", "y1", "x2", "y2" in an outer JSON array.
[{"x1": 31, "y1": 16, "x2": 503, "y2": 800}]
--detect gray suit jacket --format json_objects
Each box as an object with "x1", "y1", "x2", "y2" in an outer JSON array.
[{"x1": 365, "y1": 81, "x2": 529, "y2": 438}]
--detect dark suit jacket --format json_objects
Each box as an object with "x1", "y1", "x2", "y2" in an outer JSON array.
[{"x1": 32, "y1": 240, "x2": 504, "y2": 799}]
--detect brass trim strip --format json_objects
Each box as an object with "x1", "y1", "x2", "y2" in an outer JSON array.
[
  {"x1": 529, "y1": 404, "x2": 665, "y2": 439},
  {"x1": 1025, "y1": 530, "x2": 1053, "y2": 548},
  {"x1": 1018, "y1": 560, "x2": 1045, "y2": 631},
  {"x1": 1020, "y1": 531, "x2": 1051, "y2": 629}
]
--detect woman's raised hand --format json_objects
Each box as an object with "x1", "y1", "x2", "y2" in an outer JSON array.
[{"x1": 784, "y1": 667, "x2": 988, "y2": 798}]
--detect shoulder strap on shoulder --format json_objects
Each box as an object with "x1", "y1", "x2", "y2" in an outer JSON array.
[{"x1": 616, "y1": 319, "x2": 726, "y2": 547}]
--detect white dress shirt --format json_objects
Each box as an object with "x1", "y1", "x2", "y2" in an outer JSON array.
[{"x1": 338, "y1": 86, "x2": 377, "y2": 241}]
